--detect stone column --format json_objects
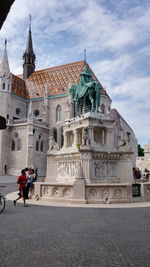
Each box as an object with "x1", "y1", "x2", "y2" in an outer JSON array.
[
  {"x1": 106, "y1": 128, "x2": 114, "y2": 148},
  {"x1": 72, "y1": 164, "x2": 86, "y2": 204},
  {"x1": 46, "y1": 154, "x2": 57, "y2": 182},
  {"x1": 102, "y1": 129, "x2": 105, "y2": 145},
  {"x1": 63, "y1": 130, "x2": 67, "y2": 147},
  {"x1": 27, "y1": 123, "x2": 34, "y2": 168},
  {"x1": 88, "y1": 127, "x2": 95, "y2": 146},
  {"x1": 80, "y1": 150, "x2": 93, "y2": 183},
  {"x1": 73, "y1": 129, "x2": 78, "y2": 147},
  {"x1": 119, "y1": 152, "x2": 134, "y2": 183}
]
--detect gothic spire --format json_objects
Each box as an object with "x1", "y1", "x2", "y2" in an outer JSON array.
[
  {"x1": 23, "y1": 15, "x2": 36, "y2": 79},
  {"x1": 25, "y1": 14, "x2": 34, "y2": 55},
  {"x1": 0, "y1": 39, "x2": 10, "y2": 75}
]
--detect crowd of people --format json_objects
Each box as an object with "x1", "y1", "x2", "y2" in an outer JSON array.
[
  {"x1": 133, "y1": 167, "x2": 150, "y2": 180},
  {"x1": 13, "y1": 167, "x2": 38, "y2": 207}
]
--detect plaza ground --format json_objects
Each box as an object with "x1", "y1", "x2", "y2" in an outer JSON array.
[{"x1": 1, "y1": 176, "x2": 150, "y2": 267}]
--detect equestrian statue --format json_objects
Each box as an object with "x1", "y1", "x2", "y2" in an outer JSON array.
[{"x1": 69, "y1": 66, "x2": 102, "y2": 116}]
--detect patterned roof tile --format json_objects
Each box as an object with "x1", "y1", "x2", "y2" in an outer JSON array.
[{"x1": 14, "y1": 61, "x2": 107, "y2": 99}]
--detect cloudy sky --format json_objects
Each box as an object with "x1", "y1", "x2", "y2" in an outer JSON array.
[{"x1": 0, "y1": 0, "x2": 150, "y2": 147}]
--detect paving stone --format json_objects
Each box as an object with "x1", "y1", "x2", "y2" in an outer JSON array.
[{"x1": 1, "y1": 176, "x2": 150, "y2": 267}]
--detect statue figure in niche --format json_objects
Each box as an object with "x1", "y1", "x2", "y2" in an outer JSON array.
[
  {"x1": 82, "y1": 127, "x2": 90, "y2": 146},
  {"x1": 48, "y1": 136, "x2": 59, "y2": 151},
  {"x1": 69, "y1": 66, "x2": 102, "y2": 115},
  {"x1": 118, "y1": 131, "x2": 132, "y2": 152}
]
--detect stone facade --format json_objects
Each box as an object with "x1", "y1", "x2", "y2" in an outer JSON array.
[
  {"x1": 136, "y1": 141, "x2": 150, "y2": 171},
  {"x1": 0, "y1": 36, "x2": 138, "y2": 178},
  {"x1": 32, "y1": 111, "x2": 136, "y2": 204}
]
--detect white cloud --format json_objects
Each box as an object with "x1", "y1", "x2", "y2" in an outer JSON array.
[{"x1": 0, "y1": 0, "x2": 150, "y2": 146}]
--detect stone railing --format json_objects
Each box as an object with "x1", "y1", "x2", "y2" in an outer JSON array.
[
  {"x1": 33, "y1": 119, "x2": 49, "y2": 128},
  {"x1": 12, "y1": 119, "x2": 28, "y2": 124}
]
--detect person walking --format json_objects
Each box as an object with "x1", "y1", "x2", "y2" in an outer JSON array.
[{"x1": 13, "y1": 169, "x2": 28, "y2": 207}]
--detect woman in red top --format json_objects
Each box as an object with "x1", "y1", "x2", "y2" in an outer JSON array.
[{"x1": 13, "y1": 169, "x2": 28, "y2": 207}]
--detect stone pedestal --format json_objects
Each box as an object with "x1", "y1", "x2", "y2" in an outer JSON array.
[
  {"x1": 34, "y1": 112, "x2": 136, "y2": 204},
  {"x1": 72, "y1": 164, "x2": 86, "y2": 204}
]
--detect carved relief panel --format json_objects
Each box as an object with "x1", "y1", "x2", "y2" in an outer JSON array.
[
  {"x1": 94, "y1": 160, "x2": 118, "y2": 180},
  {"x1": 57, "y1": 161, "x2": 80, "y2": 178}
]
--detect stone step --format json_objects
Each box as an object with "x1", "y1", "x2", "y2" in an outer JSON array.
[{"x1": 132, "y1": 197, "x2": 144, "y2": 203}]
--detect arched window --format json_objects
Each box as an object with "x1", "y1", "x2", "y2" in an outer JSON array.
[
  {"x1": 61, "y1": 128, "x2": 64, "y2": 148},
  {"x1": 3, "y1": 83, "x2": 5, "y2": 90},
  {"x1": 56, "y1": 105, "x2": 62, "y2": 122},
  {"x1": 36, "y1": 141, "x2": 39, "y2": 151},
  {"x1": 11, "y1": 140, "x2": 15, "y2": 151},
  {"x1": 40, "y1": 140, "x2": 44, "y2": 152},
  {"x1": 17, "y1": 139, "x2": 22, "y2": 151},
  {"x1": 52, "y1": 128, "x2": 57, "y2": 142}
]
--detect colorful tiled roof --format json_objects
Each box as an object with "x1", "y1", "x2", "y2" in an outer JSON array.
[
  {"x1": 11, "y1": 74, "x2": 28, "y2": 99},
  {"x1": 14, "y1": 61, "x2": 107, "y2": 99}
]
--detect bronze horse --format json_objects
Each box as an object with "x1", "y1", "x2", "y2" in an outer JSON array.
[{"x1": 69, "y1": 66, "x2": 101, "y2": 116}]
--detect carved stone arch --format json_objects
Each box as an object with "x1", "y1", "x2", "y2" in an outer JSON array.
[
  {"x1": 17, "y1": 138, "x2": 22, "y2": 151},
  {"x1": 3, "y1": 82, "x2": 5, "y2": 90},
  {"x1": 40, "y1": 140, "x2": 44, "y2": 152},
  {"x1": 36, "y1": 140, "x2": 39, "y2": 151},
  {"x1": 11, "y1": 140, "x2": 15, "y2": 151}
]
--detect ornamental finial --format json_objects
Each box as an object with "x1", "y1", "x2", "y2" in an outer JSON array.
[
  {"x1": 84, "y1": 49, "x2": 86, "y2": 62},
  {"x1": 29, "y1": 14, "x2": 31, "y2": 31}
]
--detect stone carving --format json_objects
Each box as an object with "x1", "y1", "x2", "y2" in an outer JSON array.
[
  {"x1": 147, "y1": 185, "x2": 150, "y2": 193},
  {"x1": 42, "y1": 186, "x2": 50, "y2": 196},
  {"x1": 88, "y1": 188, "x2": 97, "y2": 198},
  {"x1": 65, "y1": 93, "x2": 72, "y2": 111},
  {"x1": 63, "y1": 187, "x2": 71, "y2": 197},
  {"x1": 118, "y1": 131, "x2": 131, "y2": 151},
  {"x1": 94, "y1": 161, "x2": 117, "y2": 179},
  {"x1": 48, "y1": 136, "x2": 59, "y2": 151},
  {"x1": 114, "y1": 189, "x2": 122, "y2": 198},
  {"x1": 52, "y1": 187, "x2": 59, "y2": 196},
  {"x1": 82, "y1": 127, "x2": 90, "y2": 146},
  {"x1": 93, "y1": 153, "x2": 120, "y2": 160},
  {"x1": 103, "y1": 189, "x2": 109, "y2": 198},
  {"x1": 57, "y1": 161, "x2": 80, "y2": 177},
  {"x1": 103, "y1": 189, "x2": 111, "y2": 203}
]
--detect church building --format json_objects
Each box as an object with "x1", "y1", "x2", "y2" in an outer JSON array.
[{"x1": 0, "y1": 20, "x2": 138, "y2": 176}]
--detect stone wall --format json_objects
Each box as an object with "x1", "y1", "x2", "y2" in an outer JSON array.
[
  {"x1": 46, "y1": 150, "x2": 134, "y2": 184},
  {"x1": 33, "y1": 182, "x2": 133, "y2": 204}
]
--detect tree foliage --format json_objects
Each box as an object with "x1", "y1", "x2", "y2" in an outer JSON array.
[{"x1": 138, "y1": 144, "x2": 144, "y2": 156}]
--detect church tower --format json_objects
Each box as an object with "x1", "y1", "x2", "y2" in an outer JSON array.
[
  {"x1": 0, "y1": 39, "x2": 11, "y2": 119},
  {"x1": 0, "y1": 40, "x2": 11, "y2": 175},
  {"x1": 23, "y1": 15, "x2": 36, "y2": 79}
]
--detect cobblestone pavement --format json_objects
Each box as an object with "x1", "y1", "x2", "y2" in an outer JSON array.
[{"x1": 1, "y1": 176, "x2": 150, "y2": 267}]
